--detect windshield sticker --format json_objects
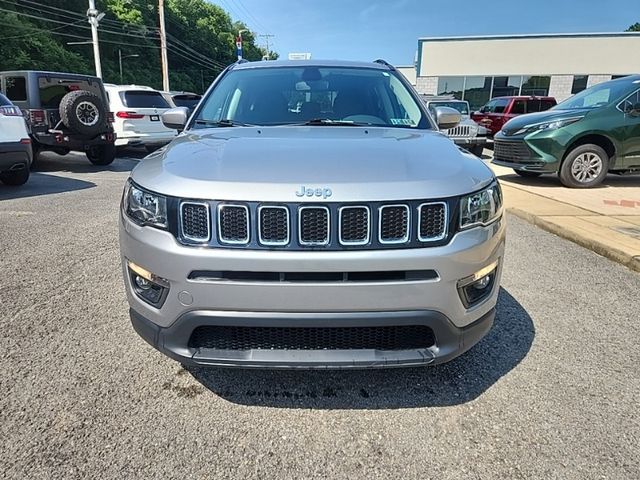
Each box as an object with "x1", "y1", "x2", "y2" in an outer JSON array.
[{"x1": 390, "y1": 118, "x2": 415, "y2": 126}]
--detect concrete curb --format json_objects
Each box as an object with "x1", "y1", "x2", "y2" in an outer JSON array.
[{"x1": 507, "y1": 207, "x2": 640, "y2": 273}]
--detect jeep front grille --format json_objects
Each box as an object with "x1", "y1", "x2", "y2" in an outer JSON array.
[
  {"x1": 339, "y1": 206, "x2": 370, "y2": 245},
  {"x1": 418, "y1": 202, "x2": 447, "y2": 241},
  {"x1": 446, "y1": 125, "x2": 471, "y2": 137},
  {"x1": 180, "y1": 202, "x2": 210, "y2": 241},
  {"x1": 189, "y1": 325, "x2": 436, "y2": 351},
  {"x1": 259, "y1": 206, "x2": 289, "y2": 246},
  {"x1": 218, "y1": 204, "x2": 249, "y2": 244},
  {"x1": 299, "y1": 206, "x2": 330, "y2": 246},
  {"x1": 177, "y1": 199, "x2": 452, "y2": 250},
  {"x1": 379, "y1": 205, "x2": 409, "y2": 243}
]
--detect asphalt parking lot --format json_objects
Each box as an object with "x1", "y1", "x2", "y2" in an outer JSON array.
[{"x1": 1, "y1": 152, "x2": 640, "y2": 479}]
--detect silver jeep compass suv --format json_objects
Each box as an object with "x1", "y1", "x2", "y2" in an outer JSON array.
[{"x1": 119, "y1": 59, "x2": 505, "y2": 369}]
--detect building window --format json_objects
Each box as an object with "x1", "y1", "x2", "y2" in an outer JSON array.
[
  {"x1": 492, "y1": 76, "x2": 522, "y2": 98},
  {"x1": 437, "y1": 76, "x2": 464, "y2": 99},
  {"x1": 571, "y1": 75, "x2": 588, "y2": 94},
  {"x1": 521, "y1": 76, "x2": 551, "y2": 96},
  {"x1": 463, "y1": 76, "x2": 492, "y2": 110}
]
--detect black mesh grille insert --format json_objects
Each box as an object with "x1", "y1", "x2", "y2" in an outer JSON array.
[
  {"x1": 189, "y1": 325, "x2": 436, "y2": 351},
  {"x1": 219, "y1": 205, "x2": 249, "y2": 243},
  {"x1": 299, "y1": 207, "x2": 329, "y2": 245},
  {"x1": 419, "y1": 203, "x2": 446, "y2": 240},
  {"x1": 380, "y1": 206, "x2": 409, "y2": 242},
  {"x1": 494, "y1": 139, "x2": 532, "y2": 162},
  {"x1": 259, "y1": 207, "x2": 289, "y2": 244},
  {"x1": 340, "y1": 207, "x2": 369, "y2": 244},
  {"x1": 181, "y1": 203, "x2": 209, "y2": 240}
]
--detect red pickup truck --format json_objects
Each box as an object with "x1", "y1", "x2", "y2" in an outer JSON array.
[{"x1": 471, "y1": 96, "x2": 556, "y2": 136}]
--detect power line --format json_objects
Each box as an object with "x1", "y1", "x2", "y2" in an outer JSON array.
[
  {"x1": 0, "y1": 17, "x2": 83, "y2": 41},
  {"x1": 166, "y1": 33, "x2": 228, "y2": 69},
  {"x1": 166, "y1": 42, "x2": 227, "y2": 70}
]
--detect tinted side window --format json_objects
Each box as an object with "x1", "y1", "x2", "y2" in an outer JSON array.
[
  {"x1": 121, "y1": 91, "x2": 170, "y2": 108},
  {"x1": 511, "y1": 100, "x2": 526, "y2": 114},
  {"x1": 526, "y1": 100, "x2": 542, "y2": 113},
  {"x1": 620, "y1": 90, "x2": 640, "y2": 112},
  {"x1": 539, "y1": 100, "x2": 556, "y2": 111},
  {"x1": 6, "y1": 76, "x2": 27, "y2": 101}
]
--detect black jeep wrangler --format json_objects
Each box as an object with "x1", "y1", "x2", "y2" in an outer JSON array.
[{"x1": 0, "y1": 70, "x2": 116, "y2": 167}]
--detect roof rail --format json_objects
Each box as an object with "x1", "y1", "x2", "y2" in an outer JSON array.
[
  {"x1": 373, "y1": 59, "x2": 395, "y2": 70},
  {"x1": 236, "y1": 59, "x2": 249, "y2": 64}
]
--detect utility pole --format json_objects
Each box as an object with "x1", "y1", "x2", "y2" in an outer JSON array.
[
  {"x1": 259, "y1": 34, "x2": 275, "y2": 60},
  {"x1": 87, "y1": 0, "x2": 103, "y2": 78},
  {"x1": 158, "y1": 0, "x2": 170, "y2": 91}
]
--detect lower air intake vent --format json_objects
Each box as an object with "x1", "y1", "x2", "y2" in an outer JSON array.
[
  {"x1": 218, "y1": 205, "x2": 249, "y2": 244},
  {"x1": 299, "y1": 206, "x2": 329, "y2": 246},
  {"x1": 189, "y1": 325, "x2": 436, "y2": 351},
  {"x1": 379, "y1": 205, "x2": 409, "y2": 243},
  {"x1": 181, "y1": 202, "x2": 210, "y2": 241}
]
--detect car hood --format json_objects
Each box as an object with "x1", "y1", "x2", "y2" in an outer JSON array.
[
  {"x1": 131, "y1": 126, "x2": 494, "y2": 202},
  {"x1": 501, "y1": 108, "x2": 592, "y2": 134}
]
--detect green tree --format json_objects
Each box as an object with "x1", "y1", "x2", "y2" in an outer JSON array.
[{"x1": 626, "y1": 22, "x2": 640, "y2": 32}]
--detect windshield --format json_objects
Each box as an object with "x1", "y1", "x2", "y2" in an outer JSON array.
[
  {"x1": 555, "y1": 80, "x2": 635, "y2": 110},
  {"x1": 428, "y1": 101, "x2": 469, "y2": 116},
  {"x1": 480, "y1": 98, "x2": 509, "y2": 113},
  {"x1": 194, "y1": 66, "x2": 428, "y2": 129}
]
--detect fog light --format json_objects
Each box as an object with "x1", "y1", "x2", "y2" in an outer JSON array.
[
  {"x1": 127, "y1": 260, "x2": 169, "y2": 307},
  {"x1": 457, "y1": 261, "x2": 499, "y2": 309}
]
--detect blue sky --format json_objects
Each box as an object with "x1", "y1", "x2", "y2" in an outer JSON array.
[{"x1": 209, "y1": 0, "x2": 639, "y2": 65}]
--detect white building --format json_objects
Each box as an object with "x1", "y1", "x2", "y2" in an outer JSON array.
[{"x1": 405, "y1": 32, "x2": 640, "y2": 109}]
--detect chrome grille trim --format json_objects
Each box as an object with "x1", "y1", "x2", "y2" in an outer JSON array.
[
  {"x1": 338, "y1": 206, "x2": 371, "y2": 246},
  {"x1": 217, "y1": 204, "x2": 250, "y2": 245},
  {"x1": 258, "y1": 206, "x2": 290, "y2": 246},
  {"x1": 179, "y1": 201, "x2": 210, "y2": 242},
  {"x1": 417, "y1": 202, "x2": 448, "y2": 242},
  {"x1": 446, "y1": 125, "x2": 471, "y2": 137},
  {"x1": 378, "y1": 204, "x2": 410, "y2": 244},
  {"x1": 298, "y1": 206, "x2": 330, "y2": 246}
]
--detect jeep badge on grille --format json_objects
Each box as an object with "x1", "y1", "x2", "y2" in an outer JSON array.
[{"x1": 295, "y1": 185, "x2": 333, "y2": 199}]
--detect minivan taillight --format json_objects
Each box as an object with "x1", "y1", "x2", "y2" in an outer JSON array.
[
  {"x1": 116, "y1": 111, "x2": 144, "y2": 119},
  {"x1": 28, "y1": 109, "x2": 46, "y2": 125},
  {"x1": 0, "y1": 106, "x2": 22, "y2": 116}
]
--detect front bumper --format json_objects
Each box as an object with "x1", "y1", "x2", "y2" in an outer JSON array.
[
  {"x1": 452, "y1": 136, "x2": 493, "y2": 147},
  {"x1": 120, "y1": 213, "x2": 505, "y2": 368},
  {"x1": 492, "y1": 131, "x2": 567, "y2": 173},
  {"x1": 0, "y1": 141, "x2": 32, "y2": 171}
]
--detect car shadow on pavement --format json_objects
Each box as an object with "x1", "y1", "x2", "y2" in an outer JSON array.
[
  {"x1": 186, "y1": 288, "x2": 535, "y2": 409},
  {"x1": 0, "y1": 172, "x2": 95, "y2": 201},
  {"x1": 33, "y1": 152, "x2": 139, "y2": 174}
]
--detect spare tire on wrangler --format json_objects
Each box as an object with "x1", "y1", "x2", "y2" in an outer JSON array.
[{"x1": 59, "y1": 90, "x2": 106, "y2": 136}]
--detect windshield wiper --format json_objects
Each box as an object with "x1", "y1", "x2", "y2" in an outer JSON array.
[
  {"x1": 194, "y1": 119, "x2": 255, "y2": 127},
  {"x1": 302, "y1": 118, "x2": 373, "y2": 126}
]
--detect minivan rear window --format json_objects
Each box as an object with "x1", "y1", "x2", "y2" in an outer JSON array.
[{"x1": 121, "y1": 91, "x2": 170, "y2": 108}]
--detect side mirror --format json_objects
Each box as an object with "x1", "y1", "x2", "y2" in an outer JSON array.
[
  {"x1": 162, "y1": 107, "x2": 189, "y2": 131},
  {"x1": 434, "y1": 106, "x2": 461, "y2": 130}
]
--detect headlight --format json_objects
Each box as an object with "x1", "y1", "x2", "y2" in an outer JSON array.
[
  {"x1": 123, "y1": 179, "x2": 168, "y2": 228},
  {"x1": 460, "y1": 181, "x2": 503, "y2": 229},
  {"x1": 514, "y1": 116, "x2": 583, "y2": 135}
]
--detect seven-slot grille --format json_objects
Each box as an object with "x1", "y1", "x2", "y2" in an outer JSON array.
[
  {"x1": 418, "y1": 203, "x2": 447, "y2": 241},
  {"x1": 259, "y1": 206, "x2": 289, "y2": 245},
  {"x1": 181, "y1": 202, "x2": 210, "y2": 241},
  {"x1": 299, "y1": 206, "x2": 330, "y2": 245},
  {"x1": 379, "y1": 205, "x2": 410, "y2": 243},
  {"x1": 446, "y1": 125, "x2": 471, "y2": 138},
  {"x1": 218, "y1": 205, "x2": 249, "y2": 244},
  {"x1": 179, "y1": 200, "x2": 450, "y2": 249},
  {"x1": 339, "y1": 206, "x2": 370, "y2": 245}
]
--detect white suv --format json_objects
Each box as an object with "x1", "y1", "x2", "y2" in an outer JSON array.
[
  {"x1": 104, "y1": 84, "x2": 177, "y2": 151},
  {"x1": 0, "y1": 93, "x2": 32, "y2": 186}
]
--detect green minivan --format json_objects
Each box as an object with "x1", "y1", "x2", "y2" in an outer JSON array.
[{"x1": 493, "y1": 75, "x2": 640, "y2": 188}]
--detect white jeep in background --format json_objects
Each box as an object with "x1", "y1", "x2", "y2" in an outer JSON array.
[{"x1": 422, "y1": 95, "x2": 492, "y2": 157}]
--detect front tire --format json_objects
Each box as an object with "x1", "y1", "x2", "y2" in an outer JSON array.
[
  {"x1": 86, "y1": 144, "x2": 116, "y2": 166},
  {"x1": 0, "y1": 168, "x2": 30, "y2": 186},
  {"x1": 513, "y1": 169, "x2": 542, "y2": 178},
  {"x1": 559, "y1": 144, "x2": 608, "y2": 188}
]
